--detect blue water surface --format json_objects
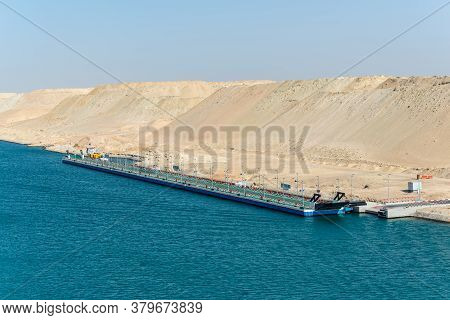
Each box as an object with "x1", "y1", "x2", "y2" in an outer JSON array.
[{"x1": 0, "y1": 141, "x2": 448, "y2": 299}]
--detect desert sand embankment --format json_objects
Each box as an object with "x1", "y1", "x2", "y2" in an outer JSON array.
[{"x1": 0, "y1": 76, "x2": 449, "y2": 201}]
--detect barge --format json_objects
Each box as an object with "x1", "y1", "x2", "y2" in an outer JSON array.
[{"x1": 62, "y1": 156, "x2": 365, "y2": 217}]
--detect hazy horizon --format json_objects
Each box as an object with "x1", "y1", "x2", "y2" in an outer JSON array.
[{"x1": 1, "y1": 0, "x2": 449, "y2": 92}]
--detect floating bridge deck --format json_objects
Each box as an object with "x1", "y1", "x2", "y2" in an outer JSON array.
[{"x1": 62, "y1": 156, "x2": 365, "y2": 217}]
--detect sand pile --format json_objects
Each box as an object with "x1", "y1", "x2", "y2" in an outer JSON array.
[
  {"x1": 166, "y1": 76, "x2": 450, "y2": 168},
  {"x1": 0, "y1": 81, "x2": 271, "y2": 151},
  {"x1": 0, "y1": 89, "x2": 91, "y2": 125},
  {"x1": 0, "y1": 93, "x2": 20, "y2": 113}
]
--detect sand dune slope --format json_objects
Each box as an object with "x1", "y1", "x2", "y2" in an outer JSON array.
[
  {"x1": 0, "y1": 93, "x2": 20, "y2": 113},
  {"x1": 0, "y1": 81, "x2": 270, "y2": 151},
  {"x1": 0, "y1": 89, "x2": 91, "y2": 125},
  {"x1": 0, "y1": 77, "x2": 449, "y2": 169},
  {"x1": 172, "y1": 76, "x2": 450, "y2": 168}
]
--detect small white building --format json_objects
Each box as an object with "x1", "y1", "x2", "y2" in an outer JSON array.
[{"x1": 408, "y1": 180, "x2": 422, "y2": 192}]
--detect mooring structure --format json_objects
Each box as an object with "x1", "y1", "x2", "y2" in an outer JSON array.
[{"x1": 62, "y1": 155, "x2": 366, "y2": 217}]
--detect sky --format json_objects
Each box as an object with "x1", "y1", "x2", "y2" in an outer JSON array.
[{"x1": 0, "y1": 0, "x2": 449, "y2": 92}]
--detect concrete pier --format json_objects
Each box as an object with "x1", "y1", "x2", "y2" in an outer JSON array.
[
  {"x1": 415, "y1": 206, "x2": 450, "y2": 223},
  {"x1": 364, "y1": 200, "x2": 450, "y2": 222}
]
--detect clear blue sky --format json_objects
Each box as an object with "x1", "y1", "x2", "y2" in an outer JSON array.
[{"x1": 0, "y1": 0, "x2": 449, "y2": 92}]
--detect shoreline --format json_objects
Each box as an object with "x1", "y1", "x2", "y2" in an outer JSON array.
[
  {"x1": 0, "y1": 139, "x2": 66, "y2": 155},
  {"x1": 1, "y1": 139, "x2": 448, "y2": 224}
]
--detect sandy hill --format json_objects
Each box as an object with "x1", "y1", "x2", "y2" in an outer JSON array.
[
  {"x1": 0, "y1": 81, "x2": 271, "y2": 150},
  {"x1": 171, "y1": 76, "x2": 450, "y2": 168},
  {"x1": 0, "y1": 93, "x2": 21, "y2": 113},
  {"x1": 0, "y1": 88, "x2": 91, "y2": 125},
  {"x1": 0, "y1": 76, "x2": 449, "y2": 172}
]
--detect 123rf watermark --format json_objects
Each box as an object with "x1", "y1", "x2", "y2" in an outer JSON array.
[{"x1": 138, "y1": 124, "x2": 311, "y2": 176}]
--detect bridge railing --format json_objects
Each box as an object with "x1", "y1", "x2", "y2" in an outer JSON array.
[{"x1": 64, "y1": 156, "x2": 316, "y2": 211}]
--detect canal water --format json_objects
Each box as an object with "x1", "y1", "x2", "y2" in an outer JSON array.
[{"x1": 0, "y1": 141, "x2": 448, "y2": 299}]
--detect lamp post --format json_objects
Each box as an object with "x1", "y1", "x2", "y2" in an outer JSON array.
[
  {"x1": 241, "y1": 171, "x2": 247, "y2": 196},
  {"x1": 350, "y1": 174, "x2": 354, "y2": 200},
  {"x1": 276, "y1": 170, "x2": 279, "y2": 191},
  {"x1": 387, "y1": 174, "x2": 391, "y2": 204},
  {"x1": 210, "y1": 163, "x2": 213, "y2": 189},
  {"x1": 262, "y1": 180, "x2": 266, "y2": 200},
  {"x1": 301, "y1": 180, "x2": 305, "y2": 208},
  {"x1": 417, "y1": 181, "x2": 421, "y2": 202}
]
